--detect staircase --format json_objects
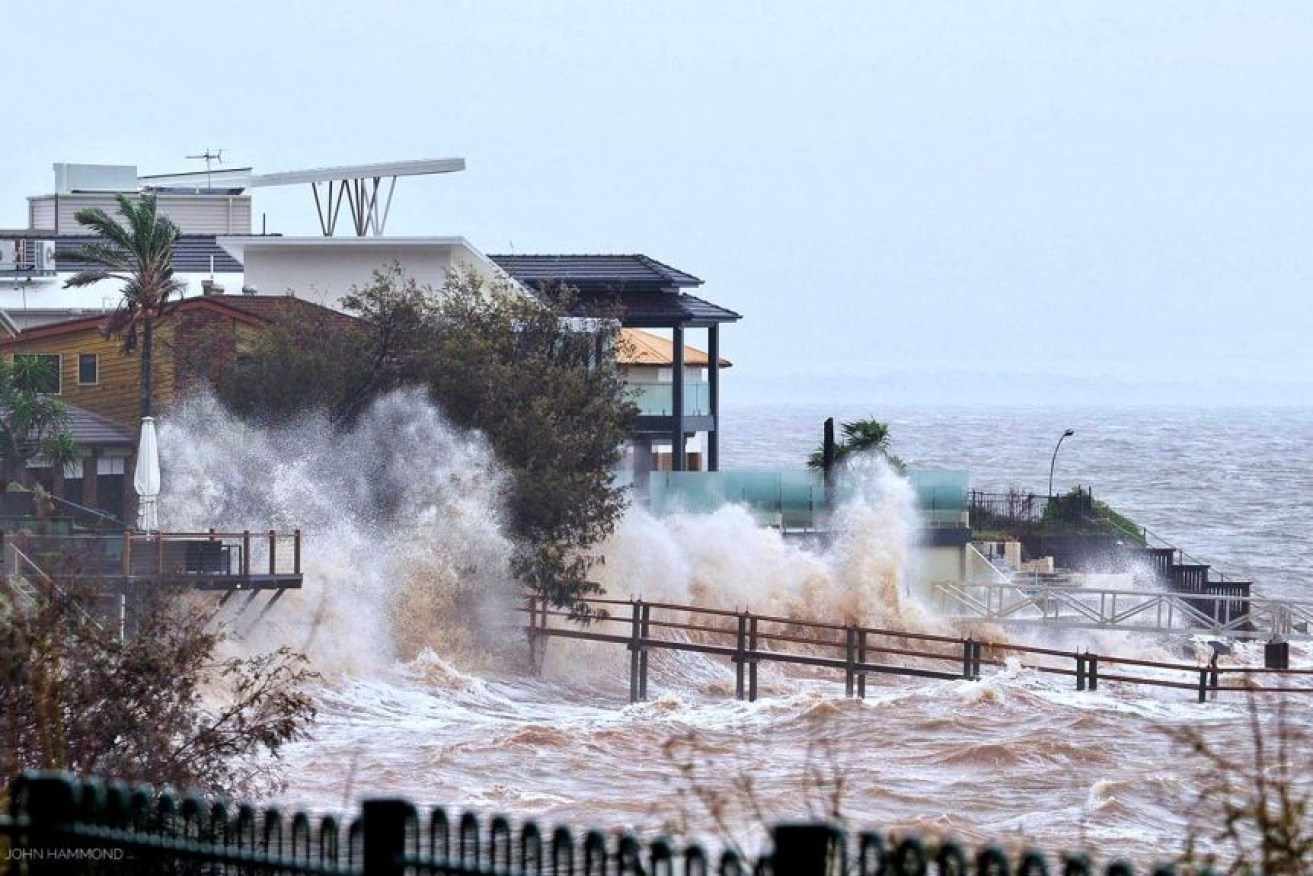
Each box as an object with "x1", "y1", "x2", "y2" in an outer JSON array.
[{"x1": 1106, "y1": 526, "x2": 1253, "y2": 629}]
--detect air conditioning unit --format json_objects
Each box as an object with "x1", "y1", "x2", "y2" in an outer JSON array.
[
  {"x1": 0, "y1": 240, "x2": 15, "y2": 271},
  {"x1": 35, "y1": 240, "x2": 56, "y2": 272}
]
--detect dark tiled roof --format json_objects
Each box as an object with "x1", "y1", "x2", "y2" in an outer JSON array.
[
  {"x1": 488, "y1": 253, "x2": 737, "y2": 326},
  {"x1": 573, "y1": 288, "x2": 740, "y2": 328},
  {"x1": 63, "y1": 403, "x2": 134, "y2": 447},
  {"x1": 489, "y1": 254, "x2": 703, "y2": 290},
  {"x1": 55, "y1": 235, "x2": 243, "y2": 274}
]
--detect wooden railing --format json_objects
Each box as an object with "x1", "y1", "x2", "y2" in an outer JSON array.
[
  {"x1": 119, "y1": 529, "x2": 302, "y2": 579},
  {"x1": 524, "y1": 596, "x2": 1313, "y2": 705}
]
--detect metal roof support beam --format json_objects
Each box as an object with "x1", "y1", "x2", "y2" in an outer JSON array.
[
  {"x1": 310, "y1": 181, "x2": 348, "y2": 236},
  {"x1": 332, "y1": 175, "x2": 400, "y2": 237},
  {"x1": 672, "y1": 324, "x2": 686, "y2": 472}
]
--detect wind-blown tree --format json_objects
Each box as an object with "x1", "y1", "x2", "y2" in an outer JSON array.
[
  {"x1": 412, "y1": 269, "x2": 636, "y2": 614},
  {"x1": 62, "y1": 193, "x2": 185, "y2": 420},
  {"x1": 0, "y1": 356, "x2": 78, "y2": 489},
  {"x1": 808, "y1": 417, "x2": 906, "y2": 473}
]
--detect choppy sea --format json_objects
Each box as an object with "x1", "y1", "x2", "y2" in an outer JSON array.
[{"x1": 159, "y1": 398, "x2": 1313, "y2": 865}]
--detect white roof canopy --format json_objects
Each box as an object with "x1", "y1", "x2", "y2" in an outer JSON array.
[{"x1": 143, "y1": 158, "x2": 467, "y2": 237}]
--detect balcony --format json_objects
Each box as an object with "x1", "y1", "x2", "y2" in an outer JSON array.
[{"x1": 628, "y1": 381, "x2": 711, "y2": 416}]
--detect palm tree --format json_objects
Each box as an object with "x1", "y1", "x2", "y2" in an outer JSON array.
[
  {"x1": 808, "y1": 417, "x2": 906, "y2": 472},
  {"x1": 0, "y1": 357, "x2": 78, "y2": 489},
  {"x1": 62, "y1": 193, "x2": 184, "y2": 420}
]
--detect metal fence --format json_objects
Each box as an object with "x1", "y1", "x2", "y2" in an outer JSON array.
[{"x1": 0, "y1": 772, "x2": 1190, "y2": 874}]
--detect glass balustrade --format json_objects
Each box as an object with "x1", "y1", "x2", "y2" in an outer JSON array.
[{"x1": 628, "y1": 381, "x2": 712, "y2": 416}]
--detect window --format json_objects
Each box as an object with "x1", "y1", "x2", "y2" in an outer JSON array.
[
  {"x1": 78, "y1": 353, "x2": 98, "y2": 386},
  {"x1": 12, "y1": 354, "x2": 61, "y2": 394}
]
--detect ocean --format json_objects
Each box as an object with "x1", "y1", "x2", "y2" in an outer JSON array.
[{"x1": 159, "y1": 397, "x2": 1313, "y2": 866}]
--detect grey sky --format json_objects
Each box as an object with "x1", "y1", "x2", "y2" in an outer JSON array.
[{"x1": 5, "y1": 2, "x2": 1311, "y2": 405}]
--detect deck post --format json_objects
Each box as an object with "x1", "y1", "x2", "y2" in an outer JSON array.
[
  {"x1": 735, "y1": 613, "x2": 748, "y2": 701},
  {"x1": 268, "y1": 530, "x2": 277, "y2": 575},
  {"x1": 748, "y1": 614, "x2": 759, "y2": 702},
  {"x1": 962, "y1": 637, "x2": 973, "y2": 680},
  {"x1": 1088, "y1": 653, "x2": 1098, "y2": 691},
  {"x1": 1076, "y1": 653, "x2": 1086, "y2": 691},
  {"x1": 293, "y1": 529, "x2": 302, "y2": 575},
  {"x1": 242, "y1": 530, "x2": 251, "y2": 578},
  {"x1": 628, "y1": 600, "x2": 643, "y2": 704},
  {"x1": 972, "y1": 641, "x2": 983, "y2": 678},
  {"x1": 639, "y1": 602, "x2": 651, "y2": 700},
  {"x1": 1198, "y1": 669, "x2": 1208, "y2": 704}
]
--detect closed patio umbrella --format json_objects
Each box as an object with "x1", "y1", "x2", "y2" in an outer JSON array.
[{"x1": 134, "y1": 417, "x2": 160, "y2": 532}]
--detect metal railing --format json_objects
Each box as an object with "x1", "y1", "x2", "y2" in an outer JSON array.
[
  {"x1": 932, "y1": 580, "x2": 1312, "y2": 638},
  {"x1": 0, "y1": 772, "x2": 1183, "y2": 874}
]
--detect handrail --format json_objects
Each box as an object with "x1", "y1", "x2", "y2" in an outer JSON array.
[
  {"x1": 6, "y1": 543, "x2": 103, "y2": 631},
  {"x1": 47, "y1": 493, "x2": 126, "y2": 529},
  {"x1": 522, "y1": 594, "x2": 1313, "y2": 705}
]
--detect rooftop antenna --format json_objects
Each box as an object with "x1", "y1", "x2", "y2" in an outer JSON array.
[{"x1": 185, "y1": 149, "x2": 224, "y2": 190}]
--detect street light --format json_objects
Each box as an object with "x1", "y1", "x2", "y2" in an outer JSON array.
[{"x1": 1048, "y1": 428, "x2": 1075, "y2": 498}]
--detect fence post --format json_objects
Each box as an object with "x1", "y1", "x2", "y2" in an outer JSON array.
[
  {"x1": 268, "y1": 529, "x2": 277, "y2": 575},
  {"x1": 972, "y1": 641, "x2": 983, "y2": 678},
  {"x1": 844, "y1": 627, "x2": 856, "y2": 698},
  {"x1": 362, "y1": 798, "x2": 411, "y2": 876},
  {"x1": 1198, "y1": 670, "x2": 1208, "y2": 704},
  {"x1": 21, "y1": 772, "x2": 80, "y2": 874},
  {"x1": 772, "y1": 824, "x2": 844, "y2": 876},
  {"x1": 747, "y1": 614, "x2": 759, "y2": 702},
  {"x1": 639, "y1": 602, "x2": 651, "y2": 701},
  {"x1": 242, "y1": 531, "x2": 251, "y2": 578},
  {"x1": 293, "y1": 529, "x2": 301, "y2": 575},
  {"x1": 962, "y1": 637, "x2": 973, "y2": 680},
  {"x1": 856, "y1": 629, "x2": 867, "y2": 700},
  {"x1": 527, "y1": 595, "x2": 541, "y2": 675},
  {"x1": 629, "y1": 600, "x2": 643, "y2": 704},
  {"x1": 1087, "y1": 653, "x2": 1098, "y2": 692},
  {"x1": 1076, "y1": 653, "x2": 1086, "y2": 691},
  {"x1": 735, "y1": 613, "x2": 748, "y2": 701}
]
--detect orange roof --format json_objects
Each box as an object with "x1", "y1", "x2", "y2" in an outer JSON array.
[{"x1": 618, "y1": 328, "x2": 731, "y2": 368}]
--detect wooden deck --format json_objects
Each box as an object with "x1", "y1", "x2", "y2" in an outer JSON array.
[{"x1": 3, "y1": 529, "x2": 304, "y2": 636}]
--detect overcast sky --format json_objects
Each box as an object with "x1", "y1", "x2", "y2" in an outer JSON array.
[{"x1": 4, "y1": 2, "x2": 1311, "y2": 405}]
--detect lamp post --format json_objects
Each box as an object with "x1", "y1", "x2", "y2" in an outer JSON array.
[{"x1": 1048, "y1": 428, "x2": 1075, "y2": 498}]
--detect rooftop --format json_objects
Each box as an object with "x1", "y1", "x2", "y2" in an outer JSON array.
[
  {"x1": 490, "y1": 254, "x2": 738, "y2": 328},
  {"x1": 618, "y1": 329, "x2": 731, "y2": 368},
  {"x1": 489, "y1": 254, "x2": 704, "y2": 290},
  {"x1": 54, "y1": 235, "x2": 244, "y2": 274}
]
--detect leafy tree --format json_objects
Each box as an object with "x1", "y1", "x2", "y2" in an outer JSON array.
[
  {"x1": 0, "y1": 591, "x2": 316, "y2": 799},
  {"x1": 807, "y1": 417, "x2": 906, "y2": 473},
  {"x1": 0, "y1": 356, "x2": 79, "y2": 489},
  {"x1": 62, "y1": 193, "x2": 185, "y2": 420},
  {"x1": 413, "y1": 269, "x2": 635, "y2": 613}
]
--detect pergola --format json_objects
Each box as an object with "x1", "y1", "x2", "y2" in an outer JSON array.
[{"x1": 489, "y1": 254, "x2": 740, "y2": 471}]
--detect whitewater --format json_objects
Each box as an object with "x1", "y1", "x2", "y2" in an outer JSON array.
[{"x1": 156, "y1": 393, "x2": 1313, "y2": 863}]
